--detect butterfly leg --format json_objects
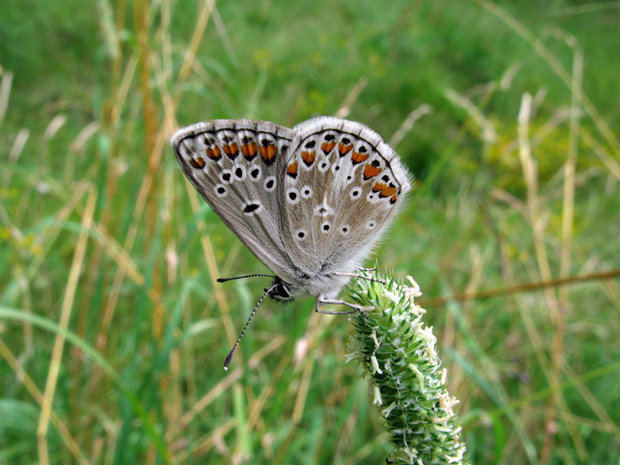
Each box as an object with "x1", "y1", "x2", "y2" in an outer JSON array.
[
  {"x1": 333, "y1": 272, "x2": 387, "y2": 285},
  {"x1": 316, "y1": 295, "x2": 372, "y2": 320}
]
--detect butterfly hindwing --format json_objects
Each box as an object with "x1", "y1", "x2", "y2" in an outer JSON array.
[
  {"x1": 281, "y1": 117, "x2": 411, "y2": 276},
  {"x1": 171, "y1": 119, "x2": 299, "y2": 281}
]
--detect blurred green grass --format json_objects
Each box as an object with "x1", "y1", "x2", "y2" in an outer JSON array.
[{"x1": 1, "y1": 0, "x2": 620, "y2": 463}]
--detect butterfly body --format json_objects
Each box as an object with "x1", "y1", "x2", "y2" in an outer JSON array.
[{"x1": 171, "y1": 116, "x2": 411, "y2": 307}]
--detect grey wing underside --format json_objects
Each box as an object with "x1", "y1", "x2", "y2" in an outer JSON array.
[
  {"x1": 280, "y1": 117, "x2": 412, "y2": 277},
  {"x1": 171, "y1": 119, "x2": 299, "y2": 282}
]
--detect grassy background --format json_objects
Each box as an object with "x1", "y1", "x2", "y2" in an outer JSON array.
[{"x1": 1, "y1": 0, "x2": 620, "y2": 463}]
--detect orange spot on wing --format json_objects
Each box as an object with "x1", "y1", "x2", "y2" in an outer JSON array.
[
  {"x1": 372, "y1": 182, "x2": 387, "y2": 192},
  {"x1": 352, "y1": 151, "x2": 369, "y2": 164},
  {"x1": 189, "y1": 157, "x2": 205, "y2": 169},
  {"x1": 321, "y1": 141, "x2": 336, "y2": 154},
  {"x1": 338, "y1": 143, "x2": 353, "y2": 156},
  {"x1": 301, "y1": 150, "x2": 316, "y2": 166},
  {"x1": 390, "y1": 194, "x2": 398, "y2": 204},
  {"x1": 241, "y1": 143, "x2": 258, "y2": 160},
  {"x1": 206, "y1": 146, "x2": 221, "y2": 160},
  {"x1": 380, "y1": 185, "x2": 398, "y2": 197},
  {"x1": 363, "y1": 163, "x2": 382, "y2": 180},
  {"x1": 223, "y1": 143, "x2": 239, "y2": 159},
  {"x1": 286, "y1": 161, "x2": 298, "y2": 178},
  {"x1": 260, "y1": 143, "x2": 277, "y2": 164}
]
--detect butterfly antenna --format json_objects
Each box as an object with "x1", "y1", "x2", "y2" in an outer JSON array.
[
  {"x1": 224, "y1": 282, "x2": 278, "y2": 371},
  {"x1": 217, "y1": 273, "x2": 275, "y2": 283}
]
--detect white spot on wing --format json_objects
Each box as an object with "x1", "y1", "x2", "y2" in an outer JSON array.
[
  {"x1": 219, "y1": 169, "x2": 233, "y2": 184},
  {"x1": 233, "y1": 164, "x2": 246, "y2": 181},
  {"x1": 263, "y1": 175, "x2": 277, "y2": 192},
  {"x1": 214, "y1": 184, "x2": 228, "y2": 197},
  {"x1": 248, "y1": 164, "x2": 262, "y2": 181},
  {"x1": 286, "y1": 187, "x2": 300, "y2": 204},
  {"x1": 367, "y1": 192, "x2": 379, "y2": 202},
  {"x1": 350, "y1": 187, "x2": 362, "y2": 200},
  {"x1": 242, "y1": 201, "x2": 263, "y2": 216}
]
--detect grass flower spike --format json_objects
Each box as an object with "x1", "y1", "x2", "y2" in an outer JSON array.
[{"x1": 346, "y1": 272, "x2": 468, "y2": 464}]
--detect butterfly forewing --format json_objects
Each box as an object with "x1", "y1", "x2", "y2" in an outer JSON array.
[
  {"x1": 281, "y1": 117, "x2": 411, "y2": 276},
  {"x1": 171, "y1": 120, "x2": 299, "y2": 281}
]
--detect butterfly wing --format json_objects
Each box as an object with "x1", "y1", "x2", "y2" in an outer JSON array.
[
  {"x1": 280, "y1": 117, "x2": 412, "y2": 276},
  {"x1": 171, "y1": 119, "x2": 299, "y2": 281}
]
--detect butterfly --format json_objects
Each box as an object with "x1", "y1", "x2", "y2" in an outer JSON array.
[{"x1": 171, "y1": 116, "x2": 412, "y2": 369}]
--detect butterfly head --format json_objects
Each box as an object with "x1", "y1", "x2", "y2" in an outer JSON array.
[{"x1": 266, "y1": 276, "x2": 294, "y2": 301}]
